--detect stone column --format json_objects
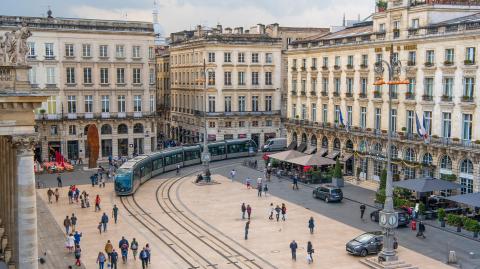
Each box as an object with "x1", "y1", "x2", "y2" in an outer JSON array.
[{"x1": 12, "y1": 135, "x2": 38, "y2": 269}]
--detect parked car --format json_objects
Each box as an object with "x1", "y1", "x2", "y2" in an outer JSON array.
[
  {"x1": 370, "y1": 209, "x2": 410, "y2": 227},
  {"x1": 262, "y1": 138, "x2": 287, "y2": 152},
  {"x1": 346, "y1": 231, "x2": 398, "y2": 257},
  {"x1": 312, "y1": 184, "x2": 343, "y2": 202}
]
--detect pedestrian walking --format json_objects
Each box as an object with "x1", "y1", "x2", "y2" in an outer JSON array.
[
  {"x1": 257, "y1": 182, "x2": 262, "y2": 197},
  {"x1": 95, "y1": 195, "x2": 101, "y2": 212},
  {"x1": 130, "y1": 238, "x2": 139, "y2": 260},
  {"x1": 101, "y1": 212, "x2": 109, "y2": 232},
  {"x1": 416, "y1": 221, "x2": 426, "y2": 238},
  {"x1": 360, "y1": 204, "x2": 366, "y2": 221},
  {"x1": 105, "y1": 240, "x2": 113, "y2": 263},
  {"x1": 98, "y1": 222, "x2": 103, "y2": 234},
  {"x1": 119, "y1": 236, "x2": 129, "y2": 263},
  {"x1": 145, "y1": 243, "x2": 151, "y2": 264},
  {"x1": 47, "y1": 188, "x2": 54, "y2": 203},
  {"x1": 246, "y1": 177, "x2": 251, "y2": 189},
  {"x1": 97, "y1": 251, "x2": 106, "y2": 269},
  {"x1": 289, "y1": 240, "x2": 298, "y2": 261},
  {"x1": 75, "y1": 188, "x2": 80, "y2": 203},
  {"x1": 112, "y1": 204, "x2": 119, "y2": 224},
  {"x1": 230, "y1": 169, "x2": 236, "y2": 182},
  {"x1": 275, "y1": 205, "x2": 281, "y2": 221},
  {"x1": 281, "y1": 203, "x2": 287, "y2": 221},
  {"x1": 139, "y1": 247, "x2": 149, "y2": 269},
  {"x1": 73, "y1": 230, "x2": 82, "y2": 245},
  {"x1": 63, "y1": 216, "x2": 71, "y2": 234},
  {"x1": 263, "y1": 183, "x2": 268, "y2": 196},
  {"x1": 67, "y1": 188, "x2": 73, "y2": 204},
  {"x1": 110, "y1": 249, "x2": 119, "y2": 269},
  {"x1": 241, "y1": 203, "x2": 246, "y2": 220},
  {"x1": 57, "y1": 173, "x2": 62, "y2": 187},
  {"x1": 71, "y1": 213, "x2": 77, "y2": 232},
  {"x1": 90, "y1": 174, "x2": 96, "y2": 187},
  {"x1": 74, "y1": 244, "x2": 82, "y2": 266},
  {"x1": 176, "y1": 164, "x2": 180, "y2": 175},
  {"x1": 308, "y1": 217, "x2": 315, "y2": 234},
  {"x1": 244, "y1": 220, "x2": 250, "y2": 240},
  {"x1": 292, "y1": 175, "x2": 299, "y2": 190},
  {"x1": 246, "y1": 204, "x2": 252, "y2": 220},
  {"x1": 307, "y1": 241, "x2": 314, "y2": 264},
  {"x1": 54, "y1": 188, "x2": 60, "y2": 202},
  {"x1": 269, "y1": 203, "x2": 274, "y2": 220},
  {"x1": 65, "y1": 233, "x2": 75, "y2": 252}
]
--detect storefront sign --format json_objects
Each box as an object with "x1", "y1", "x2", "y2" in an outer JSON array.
[
  {"x1": 207, "y1": 134, "x2": 216, "y2": 141},
  {"x1": 238, "y1": 134, "x2": 247, "y2": 139}
]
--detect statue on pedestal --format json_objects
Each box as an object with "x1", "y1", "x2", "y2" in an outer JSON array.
[{"x1": 1, "y1": 23, "x2": 32, "y2": 66}]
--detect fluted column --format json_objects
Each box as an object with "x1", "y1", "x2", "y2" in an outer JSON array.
[{"x1": 12, "y1": 135, "x2": 38, "y2": 269}]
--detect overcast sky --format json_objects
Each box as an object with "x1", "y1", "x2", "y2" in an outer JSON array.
[{"x1": 2, "y1": 0, "x2": 374, "y2": 35}]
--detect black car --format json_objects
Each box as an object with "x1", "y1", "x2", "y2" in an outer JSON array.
[
  {"x1": 346, "y1": 231, "x2": 398, "y2": 257},
  {"x1": 370, "y1": 209, "x2": 410, "y2": 227},
  {"x1": 312, "y1": 184, "x2": 343, "y2": 202}
]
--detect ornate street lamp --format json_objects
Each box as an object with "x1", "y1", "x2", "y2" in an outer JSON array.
[{"x1": 373, "y1": 44, "x2": 409, "y2": 262}]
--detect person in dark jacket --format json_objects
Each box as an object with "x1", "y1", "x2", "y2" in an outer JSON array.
[
  {"x1": 110, "y1": 249, "x2": 119, "y2": 269},
  {"x1": 308, "y1": 217, "x2": 315, "y2": 234},
  {"x1": 101, "y1": 213, "x2": 109, "y2": 232},
  {"x1": 275, "y1": 205, "x2": 281, "y2": 222},
  {"x1": 417, "y1": 221, "x2": 426, "y2": 238},
  {"x1": 139, "y1": 247, "x2": 149, "y2": 269},
  {"x1": 292, "y1": 175, "x2": 299, "y2": 190},
  {"x1": 244, "y1": 220, "x2": 250, "y2": 240},
  {"x1": 112, "y1": 205, "x2": 119, "y2": 224},
  {"x1": 360, "y1": 204, "x2": 366, "y2": 220},
  {"x1": 307, "y1": 241, "x2": 314, "y2": 264},
  {"x1": 289, "y1": 240, "x2": 298, "y2": 261},
  {"x1": 241, "y1": 203, "x2": 246, "y2": 219},
  {"x1": 119, "y1": 236, "x2": 129, "y2": 263}
]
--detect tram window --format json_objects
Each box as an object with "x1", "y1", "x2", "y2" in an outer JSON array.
[
  {"x1": 228, "y1": 144, "x2": 239, "y2": 153},
  {"x1": 185, "y1": 150, "x2": 200, "y2": 161},
  {"x1": 153, "y1": 159, "x2": 163, "y2": 170},
  {"x1": 210, "y1": 145, "x2": 225, "y2": 156},
  {"x1": 140, "y1": 166, "x2": 146, "y2": 177},
  {"x1": 176, "y1": 153, "x2": 183, "y2": 162},
  {"x1": 165, "y1": 156, "x2": 172, "y2": 166},
  {"x1": 145, "y1": 162, "x2": 151, "y2": 175},
  {"x1": 134, "y1": 167, "x2": 141, "y2": 181}
]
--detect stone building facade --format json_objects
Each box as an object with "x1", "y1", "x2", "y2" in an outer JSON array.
[
  {"x1": 286, "y1": 0, "x2": 480, "y2": 193},
  {"x1": 155, "y1": 46, "x2": 171, "y2": 144},
  {"x1": 167, "y1": 25, "x2": 283, "y2": 147},
  {"x1": 0, "y1": 15, "x2": 157, "y2": 162}
]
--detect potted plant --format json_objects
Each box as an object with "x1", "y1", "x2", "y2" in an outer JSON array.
[
  {"x1": 464, "y1": 59, "x2": 474, "y2": 65},
  {"x1": 475, "y1": 140, "x2": 480, "y2": 145},
  {"x1": 432, "y1": 134, "x2": 439, "y2": 139},
  {"x1": 401, "y1": 127, "x2": 407, "y2": 132},
  {"x1": 377, "y1": 0, "x2": 387, "y2": 12},
  {"x1": 473, "y1": 221, "x2": 480, "y2": 238},
  {"x1": 452, "y1": 137, "x2": 460, "y2": 142},
  {"x1": 454, "y1": 215, "x2": 463, "y2": 232},
  {"x1": 438, "y1": 208, "x2": 446, "y2": 227},
  {"x1": 418, "y1": 202, "x2": 426, "y2": 220},
  {"x1": 39, "y1": 108, "x2": 46, "y2": 119},
  {"x1": 332, "y1": 159, "x2": 344, "y2": 187}
]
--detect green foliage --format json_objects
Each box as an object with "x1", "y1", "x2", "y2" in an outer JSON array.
[
  {"x1": 377, "y1": 0, "x2": 387, "y2": 9},
  {"x1": 418, "y1": 202, "x2": 426, "y2": 215},
  {"x1": 379, "y1": 169, "x2": 387, "y2": 190},
  {"x1": 463, "y1": 218, "x2": 480, "y2": 232},
  {"x1": 437, "y1": 208, "x2": 446, "y2": 221},
  {"x1": 333, "y1": 159, "x2": 343, "y2": 179},
  {"x1": 445, "y1": 174, "x2": 457, "y2": 182},
  {"x1": 393, "y1": 197, "x2": 413, "y2": 208},
  {"x1": 375, "y1": 188, "x2": 386, "y2": 204},
  {"x1": 447, "y1": 214, "x2": 463, "y2": 227},
  {"x1": 271, "y1": 159, "x2": 279, "y2": 168}
]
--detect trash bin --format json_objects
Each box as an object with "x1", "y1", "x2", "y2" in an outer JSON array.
[{"x1": 411, "y1": 219, "x2": 416, "y2": 231}]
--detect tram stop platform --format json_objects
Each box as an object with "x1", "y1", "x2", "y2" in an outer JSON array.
[{"x1": 37, "y1": 163, "x2": 452, "y2": 269}]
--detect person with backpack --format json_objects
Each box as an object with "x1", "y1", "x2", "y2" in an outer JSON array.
[
  {"x1": 96, "y1": 251, "x2": 106, "y2": 269},
  {"x1": 119, "y1": 236, "x2": 129, "y2": 263},
  {"x1": 67, "y1": 188, "x2": 73, "y2": 204},
  {"x1": 417, "y1": 221, "x2": 426, "y2": 238},
  {"x1": 307, "y1": 241, "x2": 314, "y2": 264},
  {"x1": 101, "y1": 213, "x2": 109, "y2": 232},
  {"x1": 104, "y1": 240, "x2": 113, "y2": 263},
  {"x1": 289, "y1": 240, "x2": 298, "y2": 261},
  {"x1": 246, "y1": 205, "x2": 252, "y2": 220},
  {"x1": 263, "y1": 183, "x2": 268, "y2": 196},
  {"x1": 130, "y1": 238, "x2": 139, "y2": 260},
  {"x1": 360, "y1": 204, "x2": 366, "y2": 221},
  {"x1": 275, "y1": 205, "x2": 281, "y2": 221},
  {"x1": 145, "y1": 243, "x2": 151, "y2": 264},
  {"x1": 139, "y1": 247, "x2": 149, "y2": 269},
  {"x1": 73, "y1": 231, "x2": 82, "y2": 245}
]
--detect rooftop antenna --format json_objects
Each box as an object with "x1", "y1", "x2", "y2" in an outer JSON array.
[{"x1": 343, "y1": 13, "x2": 346, "y2": 27}]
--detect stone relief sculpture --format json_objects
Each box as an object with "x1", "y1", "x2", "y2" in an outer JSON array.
[
  {"x1": 87, "y1": 124, "x2": 100, "y2": 168},
  {"x1": 0, "y1": 23, "x2": 31, "y2": 66}
]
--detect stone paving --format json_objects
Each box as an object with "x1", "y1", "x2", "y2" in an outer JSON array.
[{"x1": 36, "y1": 160, "x2": 453, "y2": 269}]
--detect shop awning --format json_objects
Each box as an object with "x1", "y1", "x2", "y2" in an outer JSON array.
[
  {"x1": 304, "y1": 145, "x2": 317, "y2": 155},
  {"x1": 288, "y1": 153, "x2": 337, "y2": 167},
  {"x1": 444, "y1": 192, "x2": 480, "y2": 208},
  {"x1": 341, "y1": 153, "x2": 353, "y2": 162},
  {"x1": 393, "y1": 177, "x2": 463, "y2": 193},
  {"x1": 268, "y1": 150, "x2": 306, "y2": 161},
  {"x1": 297, "y1": 143, "x2": 307, "y2": 152},
  {"x1": 317, "y1": 148, "x2": 328, "y2": 157},
  {"x1": 326, "y1": 150, "x2": 340, "y2": 159},
  {"x1": 287, "y1": 141, "x2": 297, "y2": 150}
]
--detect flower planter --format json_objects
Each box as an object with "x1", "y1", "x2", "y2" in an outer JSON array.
[
  {"x1": 440, "y1": 220, "x2": 445, "y2": 228},
  {"x1": 474, "y1": 231, "x2": 479, "y2": 238},
  {"x1": 456, "y1": 226, "x2": 462, "y2": 233}
]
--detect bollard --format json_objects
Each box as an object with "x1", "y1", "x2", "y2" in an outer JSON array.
[{"x1": 448, "y1": 250, "x2": 458, "y2": 264}]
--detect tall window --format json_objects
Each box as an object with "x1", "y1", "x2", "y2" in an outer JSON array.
[
  {"x1": 224, "y1": 52, "x2": 231, "y2": 63},
  {"x1": 322, "y1": 57, "x2": 328, "y2": 67},
  {"x1": 238, "y1": 72, "x2": 245, "y2": 85},
  {"x1": 311, "y1": 104, "x2": 317, "y2": 122},
  {"x1": 47, "y1": 96, "x2": 56, "y2": 114},
  {"x1": 28, "y1": 67, "x2": 36, "y2": 84},
  {"x1": 46, "y1": 67, "x2": 56, "y2": 84},
  {"x1": 311, "y1": 78, "x2": 317, "y2": 93},
  {"x1": 238, "y1": 96, "x2": 246, "y2": 112},
  {"x1": 361, "y1": 78, "x2": 367, "y2": 95},
  {"x1": 301, "y1": 80, "x2": 306, "y2": 92},
  {"x1": 360, "y1": 107, "x2": 367, "y2": 129},
  {"x1": 45, "y1": 43, "x2": 54, "y2": 58},
  {"x1": 442, "y1": 112, "x2": 452, "y2": 138},
  {"x1": 224, "y1": 96, "x2": 232, "y2": 112},
  {"x1": 347, "y1": 106, "x2": 352, "y2": 126},
  {"x1": 116, "y1": 68, "x2": 125, "y2": 84},
  {"x1": 445, "y1": 48, "x2": 454, "y2": 63},
  {"x1": 346, "y1": 78, "x2": 353, "y2": 93},
  {"x1": 251, "y1": 72, "x2": 259, "y2": 85},
  {"x1": 361, "y1": 54, "x2": 368, "y2": 66},
  {"x1": 84, "y1": 95, "x2": 93, "y2": 113},
  {"x1": 251, "y1": 53, "x2": 259, "y2": 63},
  {"x1": 443, "y1": 77, "x2": 453, "y2": 97},
  {"x1": 149, "y1": 68, "x2": 155, "y2": 84},
  {"x1": 312, "y1": 58, "x2": 317, "y2": 68},
  {"x1": 292, "y1": 104, "x2": 297, "y2": 118},
  {"x1": 83, "y1": 67, "x2": 92, "y2": 84},
  {"x1": 374, "y1": 108, "x2": 381, "y2": 130},
  {"x1": 133, "y1": 68, "x2": 141, "y2": 84},
  {"x1": 28, "y1": 42, "x2": 36, "y2": 57},
  {"x1": 99, "y1": 45, "x2": 108, "y2": 57},
  {"x1": 100, "y1": 68, "x2": 109, "y2": 84},
  {"x1": 460, "y1": 159, "x2": 474, "y2": 194},
  {"x1": 322, "y1": 104, "x2": 328, "y2": 123},
  {"x1": 82, "y1": 44, "x2": 91, "y2": 57},
  {"x1": 334, "y1": 105, "x2": 340, "y2": 123},
  {"x1": 224, "y1": 72, "x2": 232, "y2": 86},
  {"x1": 334, "y1": 56, "x2": 340, "y2": 66},
  {"x1": 150, "y1": 95, "x2": 154, "y2": 112},
  {"x1": 208, "y1": 71, "x2": 215, "y2": 85},
  {"x1": 132, "y1": 46, "x2": 141, "y2": 58},
  {"x1": 208, "y1": 52, "x2": 215, "y2": 62},
  {"x1": 464, "y1": 77, "x2": 475, "y2": 98},
  {"x1": 408, "y1": 51, "x2": 416, "y2": 65},
  {"x1": 115, "y1": 45, "x2": 125, "y2": 58},
  {"x1": 334, "y1": 78, "x2": 340, "y2": 94},
  {"x1": 466, "y1": 47, "x2": 476, "y2": 63},
  {"x1": 265, "y1": 72, "x2": 272, "y2": 85},
  {"x1": 101, "y1": 96, "x2": 110, "y2": 113},
  {"x1": 322, "y1": 78, "x2": 328, "y2": 93},
  {"x1": 390, "y1": 109, "x2": 397, "y2": 133},
  {"x1": 66, "y1": 67, "x2": 75, "y2": 84},
  {"x1": 406, "y1": 110, "x2": 414, "y2": 134},
  {"x1": 301, "y1": 104, "x2": 307, "y2": 120},
  {"x1": 426, "y1": 50, "x2": 435, "y2": 64},
  {"x1": 117, "y1": 95, "x2": 126, "y2": 113},
  {"x1": 134, "y1": 95, "x2": 142, "y2": 112},
  {"x1": 408, "y1": 78, "x2": 416, "y2": 94},
  {"x1": 423, "y1": 111, "x2": 432, "y2": 135},
  {"x1": 424, "y1": 78, "x2": 433, "y2": 97},
  {"x1": 265, "y1": 96, "x2": 272, "y2": 111},
  {"x1": 65, "y1": 44, "x2": 74, "y2": 57},
  {"x1": 462, "y1": 114, "x2": 472, "y2": 141},
  {"x1": 208, "y1": 96, "x2": 215, "y2": 112},
  {"x1": 67, "y1": 96, "x2": 76, "y2": 113},
  {"x1": 238, "y1": 52, "x2": 245, "y2": 63},
  {"x1": 252, "y1": 96, "x2": 259, "y2": 112},
  {"x1": 347, "y1": 55, "x2": 354, "y2": 66}
]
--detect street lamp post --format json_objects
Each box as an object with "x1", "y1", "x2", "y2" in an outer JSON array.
[
  {"x1": 374, "y1": 44, "x2": 409, "y2": 262},
  {"x1": 201, "y1": 59, "x2": 211, "y2": 174}
]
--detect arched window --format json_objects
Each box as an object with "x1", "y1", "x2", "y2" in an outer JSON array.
[
  {"x1": 322, "y1": 137, "x2": 329, "y2": 148},
  {"x1": 101, "y1": 124, "x2": 112, "y2": 135},
  {"x1": 118, "y1": 124, "x2": 128, "y2": 134},
  {"x1": 372, "y1": 143, "x2": 382, "y2": 154},
  {"x1": 440, "y1": 155, "x2": 452, "y2": 170},
  {"x1": 133, "y1": 123, "x2": 144, "y2": 134},
  {"x1": 390, "y1": 145, "x2": 398, "y2": 159},
  {"x1": 310, "y1": 135, "x2": 317, "y2": 146},
  {"x1": 422, "y1": 153, "x2": 433, "y2": 165},
  {"x1": 345, "y1": 140, "x2": 354, "y2": 150},
  {"x1": 301, "y1": 133, "x2": 307, "y2": 143},
  {"x1": 359, "y1": 140, "x2": 367, "y2": 152},
  {"x1": 460, "y1": 159, "x2": 473, "y2": 174},
  {"x1": 333, "y1": 138, "x2": 341, "y2": 150},
  {"x1": 404, "y1": 148, "x2": 416, "y2": 162},
  {"x1": 292, "y1": 132, "x2": 298, "y2": 141}
]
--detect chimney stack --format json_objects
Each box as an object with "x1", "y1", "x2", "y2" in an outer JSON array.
[
  {"x1": 217, "y1": 24, "x2": 222, "y2": 33},
  {"x1": 225, "y1": 27, "x2": 232, "y2": 34},
  {"x1": 257, "y1": 23, "x2": 265, "y2": 34},
  {"x1": 238, "y1": 27, "x2": 243, "y2": 34}
]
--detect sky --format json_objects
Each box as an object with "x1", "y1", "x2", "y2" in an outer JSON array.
[{"x1": 2, "y1": 0, "x2": 375, "y2": 35}]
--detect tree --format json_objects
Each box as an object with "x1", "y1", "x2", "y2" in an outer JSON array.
[{"x1": 333, "y1": 159, "x2": 343, "y2": 179}]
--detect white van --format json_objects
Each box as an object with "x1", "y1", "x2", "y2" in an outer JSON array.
[{"x1": 262, "y1": 138, "x2": 287, "y2": 152}]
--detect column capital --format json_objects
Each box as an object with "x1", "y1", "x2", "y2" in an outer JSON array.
[{"x1": 10, "y1": 134, "x2": 38, "y2": 155}]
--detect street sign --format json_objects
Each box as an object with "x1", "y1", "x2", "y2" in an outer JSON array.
[{"x1": 379, "y1": 211, "x2": 398, "y2": 229}]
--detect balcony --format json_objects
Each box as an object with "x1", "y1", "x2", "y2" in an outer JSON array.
[
  {"x1": 85, "y1": 113, "x2": 93, "y2": 119},
  {"x1": 321, "y1": 91, "x2": 328, "y2": 97},
  {"x1": 424, "y1": 62, "x2": 435, "y2": 68},
  {"x1": 462, "y1": 96, "x2": 474, "y2": 102},
  {"x1": 441, "y1": 95, "x2": 452, "y2": 102},
  {"x1": 334, "y1": 65, "x2": 341, "y2": 70},
  {"x1": 67, "y1": 113, "x2": 77, "y2": 119},
  {"x1": 333, "y1": 92, "x2": 340, "y2": 97},
  {"x1": 134, "y1": 112, "x2": 143, "y2": 118},
  {"x1": 310, "y1": 91, "x2": 317, "y2": 96},
  {"x1": 408, "y1": 28, "x2": 419, "y2": 36},
  {"x1": 422, "y1": 95, "x2": 433, "y2": 101},
  {"x1": 291, "y1": 66, "x2": 297, "y2": 71},
  {"x1": 345, "y1": 92, "x2": 353, "y2": 98},
  {"x1": 300, "y1": 91, "x2": 306, "y2": 96},
  {"x1": 407, "y1": 61, "x2": 416, "y2": 66},
  {"x1": 359, "y1": 92, "x2": 367, "y2": 99},
  {"x1": 405, "y1": 92, "x2": 415, "y2": 100},
  {"x1": 346, "y1": 64, "x2": 354, "y2": 70},
  {"x1": 291, "y1": 91, "x2": 297, "y2": 96},
  {"x1": 464, "y1": 60, "x2": 476, "y2": 65},
  {"x1": 101, "y1": 112, "x2": 110, "y2": 118},
  {"x1": 300, "y1": 67, "x2": 307, "y2": 72},
  {"x1": 374, "y1": 91, "x2": 382, "y2": 99},
  {"x1": 118, "y1": 112, "x2": 126, "y2": 118},
  {"x1": 390, "y1": 92, "x2": 398, "y2": 99},
  {"x1": 322, "y1": 66, "x2": 329, "y2": 71},
  {"x1": 311, "y1": 66, "x2": 317, "y2": 71},
  {"x1": 360, "y1": 64, "x2": 368, "y2": 69},
  {"x1": 443, "y1": 60, "x2": 454, "y2": 66}
]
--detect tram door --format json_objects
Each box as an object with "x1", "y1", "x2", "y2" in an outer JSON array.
[{"x1": 251, "y1": 133, "x2": 260, "y2": 148}]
